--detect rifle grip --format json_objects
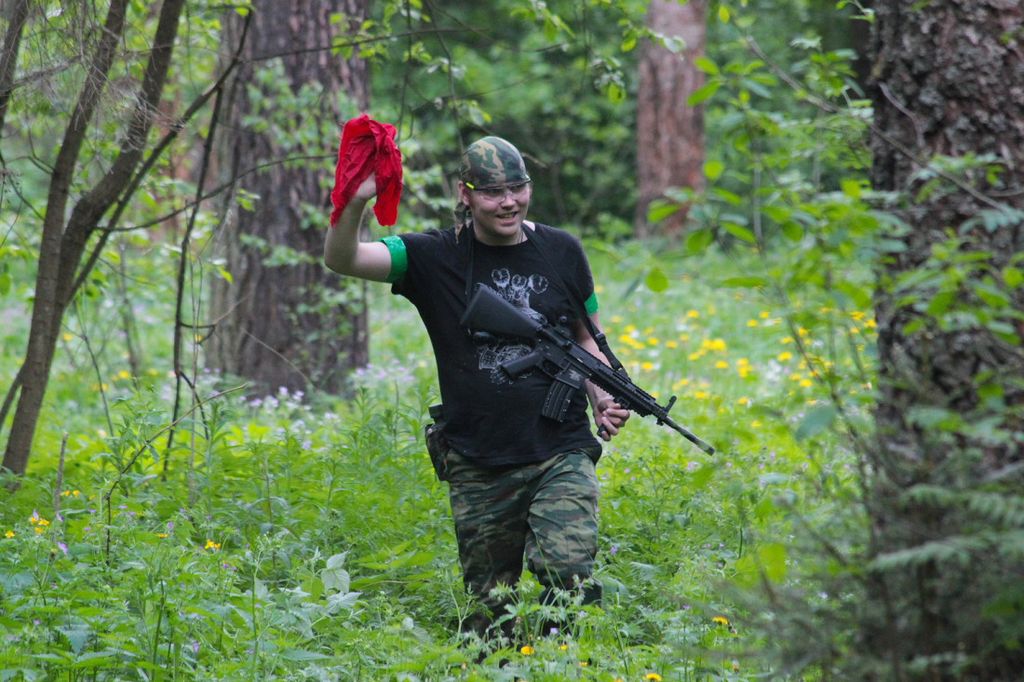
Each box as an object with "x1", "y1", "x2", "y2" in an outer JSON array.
[{"x1": 501, "y1": 350, "x2": 541, "y2": 378}]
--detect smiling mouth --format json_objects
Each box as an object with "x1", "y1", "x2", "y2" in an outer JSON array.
[{"x1": 496, "y1": 210, "x2": 518, "y2": 220}]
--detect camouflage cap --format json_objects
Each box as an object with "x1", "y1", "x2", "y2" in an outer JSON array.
[{"x1": 459, "y1": 136, "x2": 530, "y2": 188}]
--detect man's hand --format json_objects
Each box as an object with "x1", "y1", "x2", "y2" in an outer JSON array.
[
  {"x1": 595, "y1": 397, "x2": 630, "y2": 441},
  {"x1": 353, "y1": 172, "x2": 377, "y2": 202}
]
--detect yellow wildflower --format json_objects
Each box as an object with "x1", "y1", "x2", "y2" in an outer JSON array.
[
  {"x1": 646, "y1": 337, "x2": 660, "y2": 346},
  {"x1": 4, "y1": 530, "x2": 14, "y2": 539},
  {"x1": 693, "y1": 391, "x2": 710, "y2": 400},
  {"x1": 645, "y1": 674, "x2": 663, "y2": 682},
  {"x1": 712, "y1": 615, "x2": 730, "y2": 626},
  {"x1": 751, "y1": 420, "x2": 763, "y2": 429},
  {"x1": 520, "y1": 645, "x2": 535, "y2": 656},
  {"x1": 777, "y1": 351, "x2": 793, "y2": 362},
  {"x1": 781, "y1": 336, "x2": 794, "y2": 345},
  {"x1": 702, "y1": 338, "x2": 727, "y2": 352},
  {"x1": 204, "y1": 539, "x2": 221, "y2": 551},
  {"x1": 759, "y1": 311, "x2": 771, "y2": 319},
  {"x1": 157, "y1": 533, "x2": 169, "y2": 539},
  {"x1": 746, "y1": 319, "x2": 759, "y2": 327},
  {"x1": 686, "y1": 309, "x2": 700, "y2": 319},
  {"x1": 116, "y1": 370, "x2": 131, "y2": 380},
  {"x1": 641, "y1": 361, "x2": 655, "y2": 371},
  {"x1": 688, "y1": 351, "x2": 704, "y2": 361},
  {"x1": 800, "y1": 379, "x2": 813, "y2": 388},
  {"x1": 850, "y1": 310, "x2": 866, "y2": 321},
  {"x1": 737, "y1": 396, "x2": 751, "y2": 406},
  {"x1": 666, "y1": 340, "x2": 678, "y2": 349},
  {"x1": 715, "y1": 360, "x2": 729, "y2": 369},
  {"x1": 62, "y1": 332, "x2": 74, "y2": 342}
]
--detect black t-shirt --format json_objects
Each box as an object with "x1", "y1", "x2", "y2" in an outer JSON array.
[{"x1": 392, "y1": 223, "x2": 601, "y2": 466}]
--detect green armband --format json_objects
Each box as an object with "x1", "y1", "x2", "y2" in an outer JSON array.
[
  {"x1": 585, "y1": 291, "x2": 599, "y2": 315},
  {"x1": 380, "y1": 235, "x2": 407, "y2": 283}
]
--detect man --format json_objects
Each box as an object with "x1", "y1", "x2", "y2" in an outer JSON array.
[{"x1": 324, "y1": 135, "x2": 629, "y2": 640}]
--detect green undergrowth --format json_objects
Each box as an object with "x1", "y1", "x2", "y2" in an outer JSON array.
[{"x1": 0, "y1": 244, "x2": 874, "y2": 680}]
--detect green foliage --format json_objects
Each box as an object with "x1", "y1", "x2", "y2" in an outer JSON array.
[
  {"x1": 5, "y1": 0, "x2": 1020, "y2": 678},
  {"x1": 366, "y1": 0, "x2": 645, "y2": 236},
  {"x1": 0, "y1": 241, "x2": 870, "y2": 679}
]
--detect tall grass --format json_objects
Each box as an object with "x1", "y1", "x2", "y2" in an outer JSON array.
[{"x1": 0, "y1": 241, "x2": 872, "y2": 680}]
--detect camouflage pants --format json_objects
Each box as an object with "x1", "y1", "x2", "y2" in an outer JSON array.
[{"x1": 444, "y1": 447, "x2": 602, "y2": 636}]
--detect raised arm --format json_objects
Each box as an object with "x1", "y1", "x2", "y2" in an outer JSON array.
[{"x1": 323, "y1": 174, "x2": 393, "y2": 282}]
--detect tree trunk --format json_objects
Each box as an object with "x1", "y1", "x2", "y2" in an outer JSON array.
[
  {"x1": 866, "y1": 1, "x2": 1024, "y2": 677},
  {"x1": 634, "y1": 0, "x2": 707, "y2": 238},
  {"x1": 208, "y1": 0, "x2": 370, "y2": 395},
  {"x1": 2, "y1": 0, "x2": 186, "y2": 476}
]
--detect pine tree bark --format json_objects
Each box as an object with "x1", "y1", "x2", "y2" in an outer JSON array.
[
  {"x1": 208, "y1": 0, "x2": 370, "y2": 395},
  {"x1": 634, "y1": 0, "x2": 707, "y2": 238},
  {"x1": 866, "y1": 1, "x2": 1024, "y2": 677}
]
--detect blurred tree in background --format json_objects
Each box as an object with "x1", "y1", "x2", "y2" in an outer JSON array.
[
  {"x1": 635, "y1": 0, "x2": 707, "y2": 238},
  {"x1": 207, "y1": 0, "x2": 371, "y2": 396}
]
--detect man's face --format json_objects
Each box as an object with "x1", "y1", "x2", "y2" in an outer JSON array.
[{"x1": 460, "y1": 181, "x2": 532, "y2": 246}]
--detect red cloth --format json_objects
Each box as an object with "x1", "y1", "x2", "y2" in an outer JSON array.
[{"x1": 329, "y1": 114, "x2": 403, "y2": 227}]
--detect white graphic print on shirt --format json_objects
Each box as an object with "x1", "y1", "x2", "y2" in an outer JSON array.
[{"x1": 476, "y1": 268, "x2": 550, "y2": 383}]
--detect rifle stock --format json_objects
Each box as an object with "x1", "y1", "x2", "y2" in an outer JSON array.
[{"x1": 461, "y1": 286, "x2": 715, "y2": 455}]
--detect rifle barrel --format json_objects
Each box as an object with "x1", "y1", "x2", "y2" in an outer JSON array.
[{"x1": 663, "y1": 416, "x2": 716, "y2": 455}]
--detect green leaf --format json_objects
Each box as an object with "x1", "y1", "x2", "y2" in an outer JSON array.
[
  {"x1": 704, "y1": 159, "x2": 725, "y2": 181},
  {"x1": 722, "y1": 222, "x2": 756, "y2": 243},
  {"x1": 645, "y1": 267, "x2": 670, "y2": 293},
  {"x1": 781, "y1": 222, "x2": 804, "y2": 241},
  {"x1": 720, "y1": 276, "x2": 767, "y2": 288},
  {"x1": 759, "y1": 543, "x2": 788, "y2": 582},
  {"x1": 687, "y1": 81, "x2": 721, "y2": 106},
  {"x1": 693, "y1": 56, "x2": 719, "y2": 75},
  {"x1": 685, "y1": 228, "x2": 714, "y2": 254},
  {"x1": 280, "y1": 649, "x2": 331, "y2": 662},
  {"x1": 647, "y1": 200, "x2": 681, "y2": 224},
  {"x1": 840, "y1": 178, "x2": 863, "y2": 198},
  {"x1": 71, "y1": 651, "x2": 119, "y2": 669},
  {"x1": 794, "y1": 405, "x2": 837, "y2": 440},
  {"x1": 1003, "y1": 266, "x2": 1024, "y2": 289}
]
